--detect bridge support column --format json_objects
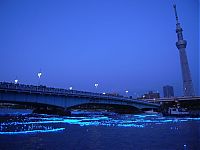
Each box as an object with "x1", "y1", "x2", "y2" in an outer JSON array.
[{"x1": 33, "y1": 107, "x2": 71, "y2": 116}]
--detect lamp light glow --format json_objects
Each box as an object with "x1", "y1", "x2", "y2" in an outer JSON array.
[{"x1": 14, "y1": 79, "x2": 18, "y2": 84}]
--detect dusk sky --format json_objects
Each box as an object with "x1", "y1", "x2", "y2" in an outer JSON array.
[{"x1": 0, "y1": 0, "x2": 199, "y2": 97}]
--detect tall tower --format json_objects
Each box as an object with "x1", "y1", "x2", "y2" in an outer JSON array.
[{"x1": 173, "y1": 5, "x2": 195, "y2": 96}]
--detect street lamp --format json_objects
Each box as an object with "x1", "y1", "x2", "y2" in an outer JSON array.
[
  {"x1": 95, "y1": 83, "x2": 99, "y2": 93},
  {"x1": 125, "y1": 90, "x2": 128, "y2": 97},
  {"x1": 38, "y1": 72, "x2": 42, "y2": 78},
  {"x1": 14, "y1": 79, "x2": 18, "y2": 84},
  {"x1": 69, "y1": 87, "x2": 73, "y2": 90},
  {"x1": 95, "y1": 83, "x2": 98, "y2": 88},
  {"x1": 37, "y1": 71, "x2": 42, "y2": 85}
]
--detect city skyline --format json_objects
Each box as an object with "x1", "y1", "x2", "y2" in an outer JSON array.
[{"x1": 0, "y1": 0, "x2": 199, "y2": 97}]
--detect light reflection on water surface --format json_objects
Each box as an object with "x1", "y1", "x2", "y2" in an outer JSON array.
[{"x1": 0, "y1": 111, "x2": 200, "y2": 135}]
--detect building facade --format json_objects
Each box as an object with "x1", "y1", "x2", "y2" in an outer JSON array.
[
  {"x1": 163, "y1": 85, "x2": 174, "y2": 98},
  {"x1": 144, "y1": 91, "x2": 160, "y2": 99}
]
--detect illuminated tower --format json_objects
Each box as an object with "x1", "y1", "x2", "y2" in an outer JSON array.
[{"x1": 173, "y1": 5, "x2": 195, "y2": 96}]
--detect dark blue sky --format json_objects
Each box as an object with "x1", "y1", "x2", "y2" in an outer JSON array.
[{"x1": 0, "y1": 0, "x2": 199, "y2": 97}]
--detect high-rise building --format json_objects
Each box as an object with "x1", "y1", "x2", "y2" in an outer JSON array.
[
  {"x1": 163, "y1": 85, "x2": 174, "y2": 98},
  {"x1": 173, "y1": 5, "x2": 195, "y2": 96}
]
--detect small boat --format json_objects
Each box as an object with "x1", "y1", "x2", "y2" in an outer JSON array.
[{"x1": 163, "y1": 107, "x2": 190, "y2": 117}]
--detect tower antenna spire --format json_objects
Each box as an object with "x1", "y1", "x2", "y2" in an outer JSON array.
[{"x1": 173, "y1": 4, "x2": 179, "y2": 24}]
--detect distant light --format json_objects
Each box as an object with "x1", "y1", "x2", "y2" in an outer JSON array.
[
  {"x1": 143, "y1": 95, "x2": 145, "y2": 98},
  {"x1": 95, "y1": 83, "x2": 98, "y2": 88},
  {"x1": 38, "y1": 72, "x2": 42, "y2": 78},
  {"x1": 14, "y1": 79, "x2": 18, "y2": 84},
  {"x1": 125, "y1": 90, "x2": 128, "y2": 93},
  {"x1": 103, "y1": 92, "x2": 106, "y2": 95},
  {"x1": 69, "y1": 87, "x2": 73, "y2": 90}
]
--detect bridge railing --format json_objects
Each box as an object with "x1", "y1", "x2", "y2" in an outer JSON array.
[{"x1": 0, "y1": 82, "x2": 121, "y2": 99}]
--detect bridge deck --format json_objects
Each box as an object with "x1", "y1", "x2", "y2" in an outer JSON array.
[{"x1": 0, "y1": 82, "x2": 160, "y2": 108}]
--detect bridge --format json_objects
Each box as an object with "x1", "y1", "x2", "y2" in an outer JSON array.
[{"x1": 0, "y1": 82, "x2": 159, "y2": 113}]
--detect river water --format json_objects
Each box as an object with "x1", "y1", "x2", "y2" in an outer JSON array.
[{"x1": 0, "y1": 108, "x2": 199, "y2": 150}]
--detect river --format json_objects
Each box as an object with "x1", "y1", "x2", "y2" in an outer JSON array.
[{"x1": 0, "y1": 108, "x2": 199, "y2": 150}]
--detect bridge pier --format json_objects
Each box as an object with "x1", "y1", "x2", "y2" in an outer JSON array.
[
  {"x1": 70, "y1": 103, "x2": 143, "y2": 114},
  {"x1": 33, "y1": 107, "x2": 71, "y2": 116}
]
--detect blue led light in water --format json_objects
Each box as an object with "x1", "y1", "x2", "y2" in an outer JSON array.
[
  {"x1": 183, "y1": 144, "x2": 187, "y2": 150},
  {"x1": 117, "y1": 124, "x2": 145, "y2": 128},
  {"x1": 0, "y1": 127, "x2": 65, "y2": 135},
  {"x1": 1, "y1": 113, "x2": 200, "y2": 134}
]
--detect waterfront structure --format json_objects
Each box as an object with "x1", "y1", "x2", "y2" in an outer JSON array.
[
  {"x1": 163, "y1": 85, "x2": 174, "y2": 98},
  {"x1": 173, "y1": 5, "x2": 195, "y2": 96}
]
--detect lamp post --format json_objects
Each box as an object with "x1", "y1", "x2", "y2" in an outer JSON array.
[
  {"x1": 95, "y1": 83, "x2": 98, "y2": 88},
  {"x1": 37, "y1": 71, "x2": 42, "y2": 85},
  {"x1": 94, "y1": 83, "x2": 98, "y2": 92},
  {"x1": 125, "y1": 90, "x2": 128, "y2": 97},
  {"x1": 14, "y1": 79, "x2": 18, "y2": 84}
]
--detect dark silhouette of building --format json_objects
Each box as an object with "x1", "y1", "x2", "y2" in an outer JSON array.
[
  {"x1": 173, "y1": 5, "x2": 195, "y2": 96},
  {"x1": 143, "y1": 91, "x2": 160, "y2": 99},
  {"x1": 163, "y1": 85, "x2": 174, "y2": 98}
]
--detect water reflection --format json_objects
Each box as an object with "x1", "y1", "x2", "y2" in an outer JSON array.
[{"x1": 0, "y1": 110, "x2": 200, "y2": 135}]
